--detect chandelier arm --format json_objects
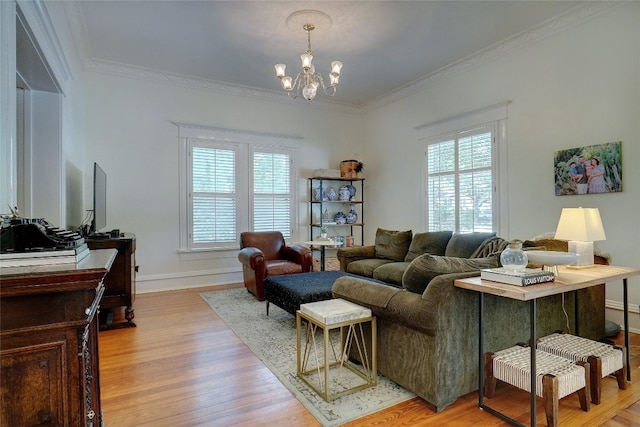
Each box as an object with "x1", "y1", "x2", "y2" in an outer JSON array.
[
  {"x1": 292, "y1": 73, "x2": 306, "y2": 100},
  {"x1": 313, "y1": 72, "x2": 337, "y2": 97}
]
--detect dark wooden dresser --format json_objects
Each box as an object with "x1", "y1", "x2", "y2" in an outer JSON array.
[{"x1": 0, "y1": 249, "x2": 116, "y2": 427}]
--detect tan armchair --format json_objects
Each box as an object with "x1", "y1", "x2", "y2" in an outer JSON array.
[{"x1": 237, "y1": 231, "x2": 312, "y2": 301}]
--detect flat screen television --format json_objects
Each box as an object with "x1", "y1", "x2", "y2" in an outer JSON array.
[{"x1": 91, "y1": 162, "x2": 107, "y2": 234}]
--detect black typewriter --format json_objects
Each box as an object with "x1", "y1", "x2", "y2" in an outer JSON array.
[{"x1": 1, "y1": 217, "x2": 85, "y2": 254}]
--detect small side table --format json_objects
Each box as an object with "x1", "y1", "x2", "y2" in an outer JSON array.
[
  {"x1": 304, "y1": 240, "x2": 338, "y2": 271},
  {"x1": 296, "y1": 298, "x2": 377, "y2": 401}
]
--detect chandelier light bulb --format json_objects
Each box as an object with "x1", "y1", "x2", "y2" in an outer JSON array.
[
  {"x1": 329, "y1": 73, "x2": 339, "y2": 86},
  {"x1": 281, "y1": 76, "x2": 293, "y2": 91},
  {"x1": 274, "y1": 64, "x2": 286, "y2": 78},
  {"x1": 300, "y1": 53, "x2": 313, "y2": 70},
  {"x1": 330, "y1": 61, "x2": 343, "y2": 76}
]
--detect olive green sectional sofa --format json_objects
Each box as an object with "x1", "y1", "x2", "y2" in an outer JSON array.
[{"x1": 333, "y1": 229, "x2": 606, "y2": 411}]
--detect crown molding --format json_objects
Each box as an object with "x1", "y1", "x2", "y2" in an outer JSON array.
[
  {"x1": 17, "y1": 0, "x2": 73, "y2": 94},
  {"x1": 172, "y1": 121, "x2": 303, "y2": 145},
  {"x1": 362, "y1": 1, "x2": 625, "y2": 112},
  {"x1": 84, "y1": 57, "x2": 361, "y2": 115}
]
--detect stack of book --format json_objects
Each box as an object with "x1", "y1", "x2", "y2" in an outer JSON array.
[
  {"x1": 0, "y1": 244, "x2": 90, "y2": 268},
  {"x1": 480, "y1": 267, "x2": 555, "y2": 286}
]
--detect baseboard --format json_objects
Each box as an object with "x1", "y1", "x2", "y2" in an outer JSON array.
[
  {"x1": 137, "y1": 269, "x2": 242, "y2": 293},
  {"x1": 605, "y1": 298, "x2": 640, "y2": 334}
]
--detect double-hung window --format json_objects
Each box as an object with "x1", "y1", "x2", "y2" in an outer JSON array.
[
  {"x1": 252, "y1": 148, "x2": 292, "y2": 235},
  {"x1": 416, "y1": 102, "x2": 508, "y2": 235},
  {"x1": 425, "y1": 126, "x2": 495, "y2": 233},
  {"x1": 178, "y1": 123, "x2": 298, "y2": 251}
]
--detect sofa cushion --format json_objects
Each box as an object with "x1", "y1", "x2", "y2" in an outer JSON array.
[
  {"x1": 374, "y1": 228, "x2": 413, "y2": 261},
  {"x1": 445, "y1": 232, "x2": 496, "y2": 258},
  {"x1": 346, "y1": 258, "x2": 394, "y2": 278},
  {"x1": 402, "y1": 254, "x2": 499, "y2": 294},
  {"x1": 372, "y1": 262, "x2": 409, "y2": 287},
  {"x1": 405, "y1": 231, "x2": 453, "y2": 262}
]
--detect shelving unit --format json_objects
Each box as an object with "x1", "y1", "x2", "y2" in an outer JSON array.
[{"x1": 308, "y1": 177, "x2": 365, "y2": 248}]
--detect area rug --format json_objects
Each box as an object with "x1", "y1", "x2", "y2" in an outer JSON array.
[{"x1": 200, "y1": 289, "x2": 415, "y2": 427}]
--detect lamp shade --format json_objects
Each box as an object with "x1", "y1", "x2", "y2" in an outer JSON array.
[{"x1": 554, "y1": 207, "x2": 606, "y2": 242}]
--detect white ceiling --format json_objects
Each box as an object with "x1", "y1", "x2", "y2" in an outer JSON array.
[{"x1": 71, "y1": 1, "x2": 592, "y2": 107}]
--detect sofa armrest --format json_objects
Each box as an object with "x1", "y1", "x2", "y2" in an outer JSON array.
[
  {"x1": 333, "y1": 276, "x2": 401, "y2": 308},
  {"x1": 280, "y1": 244, "x2": 313, "y2": 271},
  {"x1": 332, "y1": 276, "x2": 437, "y2": 334},
  {"x1": 238, "y1": 247, "x2": 265, "y2": 271},
  {"x1": 336, "y1": 245, "x2": 376, "y2": 271},
  {"x1": 421, "y1": 271, "x2": 482, "y2": 301}
]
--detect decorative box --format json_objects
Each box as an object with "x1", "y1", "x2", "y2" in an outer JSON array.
[{"x1": 314, "y1": 169, "x2": 341, "y2": 178}]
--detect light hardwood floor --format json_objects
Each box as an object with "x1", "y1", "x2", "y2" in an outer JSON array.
[{"x1": 99, "y1": 284, "x2": 640, "y2": 426}]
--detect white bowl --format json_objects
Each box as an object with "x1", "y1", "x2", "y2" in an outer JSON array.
[{"x1": 526, "y1": 250, "x2": 579, "y2": 266}]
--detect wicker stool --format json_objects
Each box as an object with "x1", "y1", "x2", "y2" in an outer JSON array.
[
  {"x1": 538, "y1": 332, "x2": 626, "y2": 404},
  {"x1": 485, "y1": 345, "x2": 590, "y2": 427}
]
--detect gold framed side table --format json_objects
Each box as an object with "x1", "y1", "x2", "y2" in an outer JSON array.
[{"x1": 296, "y1": 298, "x2": 377, "y2": 401}]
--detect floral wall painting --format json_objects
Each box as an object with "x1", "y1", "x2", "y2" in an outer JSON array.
[{"x1": 554, "y1": 141, "x2": 622, "y2": 196}]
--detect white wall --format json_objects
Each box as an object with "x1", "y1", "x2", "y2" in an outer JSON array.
[
  {"x1": 83, "y1": 72, "x2": 363, "y2": 291},
  {"x1": 361, "y1": 3, "x2": 640, "y2": 331}
]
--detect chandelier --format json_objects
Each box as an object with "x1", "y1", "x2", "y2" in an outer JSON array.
[{"x1": 274, "y1": 10, "x2": 343, "y2": 102}]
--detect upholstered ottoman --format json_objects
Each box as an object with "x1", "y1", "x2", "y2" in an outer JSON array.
[{"x1": 264, "y1": 271, "x2": 379, "y2": 316}]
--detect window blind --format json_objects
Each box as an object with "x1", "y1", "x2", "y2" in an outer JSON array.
[
  {"x1": 426, "y1": 129, "x2": 493, "y2": 233},
  {"x1": 252, "y1": 151, "x2": 291, "y2": 238},
  {"x1": 191, "y1": 146, "x2": 237, "y2": 244}
]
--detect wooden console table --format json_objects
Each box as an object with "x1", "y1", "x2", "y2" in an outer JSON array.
[
  {"x1": 0, "y1": 249, "x2": 116, "y2": 427},
  {"x1": 455, "y1": 265, "x2": 640, "y2": 427},
  {"x1": 87, "y1": 233, "x2": 137, "y2": 330}
]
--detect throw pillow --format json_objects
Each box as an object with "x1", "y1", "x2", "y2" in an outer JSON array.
[
  {"x1": 374, "y1": 228, "x2": 413, "y2": 261},
  {"x1": 523, "y1": 238, "x2": 568, "y2": 252},
  {"x1": 445, "y1": 232, "x2": 496, "y2": 258},
  {"x1": 402, "y1": 253, "x2": 499, "y2": 294},
  {"x1": 469, "y1": 236, "x2": 509, "y2": 258},
  {"x1": 404, "y1": 231, "x2": 453, "y2": 262}
]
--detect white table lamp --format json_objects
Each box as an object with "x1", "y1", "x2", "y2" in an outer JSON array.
[{"x1": 554, "y1": 207, "x2": 606, "y2": 268}]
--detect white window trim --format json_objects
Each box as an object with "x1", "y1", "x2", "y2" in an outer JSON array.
[
  {"x1": 415, "y1": 102, "x2": 509, "y2": 236},
  {"x1": 175, "y1": 122, "x2": 302, "y2": 253}
]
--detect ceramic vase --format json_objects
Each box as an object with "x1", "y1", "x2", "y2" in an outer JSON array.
[
  {"x1": 338, "y1": 186, "x2": 351, "y2": 201},
  {"x1": 325, "y1": 188, "x2": 337, "y2": 201},
  {"x1": 346, "y1": 205, "x2": 358, "y2": 224},
  {"x1": 334, "y1": 211, "x2": 347, "y2": 224},
  {"x1": 346, "y1": 184, "x2": 357, "y2": 200}
]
